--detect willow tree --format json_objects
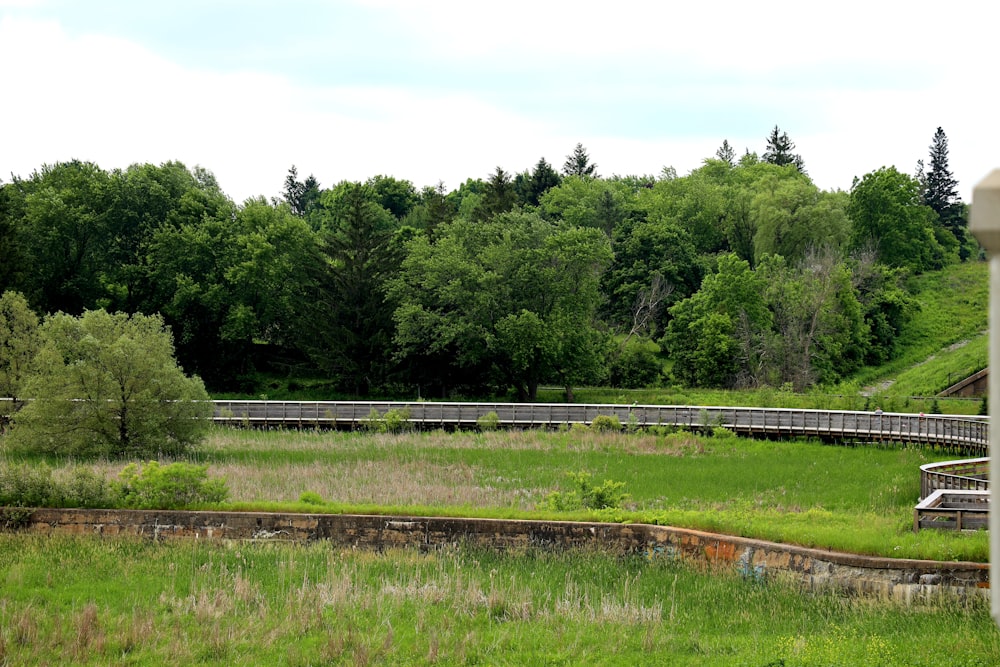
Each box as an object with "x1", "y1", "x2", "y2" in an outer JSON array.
[{"x1": 8, "y1": 310, "x2": 211, "y2": 458}]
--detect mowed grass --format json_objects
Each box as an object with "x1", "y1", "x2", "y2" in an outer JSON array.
[
  {"x1": 28, "y1": 426, "x2": 986, "y2": 562},
  {"x1": 1, "y1": 535, "x2": 997, "y2": 666}
]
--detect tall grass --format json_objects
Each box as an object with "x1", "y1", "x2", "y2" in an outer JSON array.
[
  {"x1": 7, "y1": 427, "x2": 986, "y2": 561},
  {"x1": 1, "y1": 535, "x2": 996, "y2": 666}
]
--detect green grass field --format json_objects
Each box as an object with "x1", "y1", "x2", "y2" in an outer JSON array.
[
  {"x1": 8, "y1": 426, "x2": 987, "y2": 562},
  {"x1": 1, "y1": 535, "x2": 997, "y2": 666}
]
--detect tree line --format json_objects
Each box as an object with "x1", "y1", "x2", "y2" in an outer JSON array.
[{"x1": 0, "y1": 127, "x2": 975, "y2": 399}]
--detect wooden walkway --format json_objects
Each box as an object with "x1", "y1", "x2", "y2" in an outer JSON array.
[
  {"x1": 213, "y1": 400, "x2": 992, "y2": 532},
  {"x1": 212, "y1": 401, "x2": 989, "y2": 455}
]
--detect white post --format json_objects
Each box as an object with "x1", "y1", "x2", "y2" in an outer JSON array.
[{"x1": 969, "y1": 169, "x2": 1000, "y2": 628}]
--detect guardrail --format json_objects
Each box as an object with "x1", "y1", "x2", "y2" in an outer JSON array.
[
  {"x1": 914, "y1": 490, "x2": 990, "y2": 531},
  {"x1": 211, "y1": 401, "x2": 990, "y2": 455},
  {"x1": 919, "y1": 457, "x2": 990, "y2": 499}
]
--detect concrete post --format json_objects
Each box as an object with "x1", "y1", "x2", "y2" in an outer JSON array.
[{"x1": 970, "y1": 169, "x2": 1000, "y2": 629}]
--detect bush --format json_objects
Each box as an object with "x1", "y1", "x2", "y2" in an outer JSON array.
[
  {"x1": 544, "y1": 471, "x2": 630, "y2": 511},
  {"x1": 0, "y1": 463, "x2": 111, "y2": 508},
  {"x1": 114, "y1": 461, "x2": 228, "y2": 509},
  {"x1": 299, "y1": 491, "x2": 325, "y2": 505},
  {"x1": 608, "y1": 340, "x2": 663, "y2": 388},
  {"x1": 477, "y1": 411, "x2": 501, "y2": 431},
  {"x1": 362, "y1": 407, "x2": 412, "y2": 433},
  {"x1": 589, "y1": 415, "x2": 621, "y2": 432},
  {"x1": 0, "y1": 462, "x2": 57, "y2": 507}
]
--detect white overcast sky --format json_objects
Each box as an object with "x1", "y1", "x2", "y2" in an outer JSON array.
[{"x1": 1, "y1": 0, "x2": 997, "y2": 203}]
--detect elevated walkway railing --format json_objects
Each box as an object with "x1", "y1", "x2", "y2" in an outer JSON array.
[{"x1": 211, "y1": 401, "x2": 989, "y2": 455}]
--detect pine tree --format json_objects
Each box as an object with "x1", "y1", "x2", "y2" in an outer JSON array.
[
  {"x1": 563, "y1": 143, "x2": 598, "y2": 178},
  {"x1": 282, "y1": 165, "x2": 320, "y2": 217},
  {"x1": 715, "y1": 139, "x2": 736, "y2": 165},
  {"x1": 923, "y1": 127, "x2": 966, "y2": 248},
  {"x1": 527, "y1": 157, "x2": 562, "y2": 205},
  {"x1": 762, "y1": 126, "x2": 805, "y2": 172}
]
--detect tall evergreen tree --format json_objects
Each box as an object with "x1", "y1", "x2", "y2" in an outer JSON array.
[
  {"x1": 923, "y1": 127, "x2": 966, "y2": 251},
  {"x1": 526, "y1": 157, "x2": 562, "y2": 206},
  {"x1": 762, "y1": 126, "x2": 805, "y2": 172},
  {"x1": 283, "y1": 165, "x2": 320, "y2": 217},
  {"x1": 563, "y1": 143, "x2": 598, "y2": 178},
  {"x1": 715, "y1": 139, "x2": 736, "y2": 166},
  {"x1": 481, "y1": 166, "x2": 517, "y2": 218}
]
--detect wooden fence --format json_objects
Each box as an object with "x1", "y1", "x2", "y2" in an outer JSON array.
[{"x1": 211, "y1": 401, "x2": 989, "y2": 455}]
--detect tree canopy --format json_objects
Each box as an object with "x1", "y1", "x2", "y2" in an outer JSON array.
[
  {"x1": 8, "y1": 309, "x2": 211, "y2": 457},
  {"x1": 0, "y1": 126, "x2": 977, "y2": 397}
]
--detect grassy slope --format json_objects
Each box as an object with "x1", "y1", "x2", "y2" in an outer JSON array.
[{"x1": 840, "y1": 260, "x2": 989, "y2": 396}]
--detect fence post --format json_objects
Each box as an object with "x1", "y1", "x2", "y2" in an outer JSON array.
[{"x1": 969, "y1": 168, "x2": 1000, "y2": 629}]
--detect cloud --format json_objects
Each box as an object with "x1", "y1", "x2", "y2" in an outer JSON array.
[{"x1": 3, "y1": 3, "x2": 998, "y2": 203}]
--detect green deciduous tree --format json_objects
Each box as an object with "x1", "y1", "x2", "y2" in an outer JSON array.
[
  {"x1": 7, "y1": 160, "x2": 112, "y2": 314},
  {"x1": 848, "y1": 166, "x2": 953, "y2": 272},
  {"x1": 0, "y1": 291, "x2": 41, "y2": 411},
  {"x1": 664, "y1": 254, "x2": 772, "y2": 388},
  {"x1": 393, "y1": 212, "x2": 612, "y2": 400},
  {"x1": 751, "y1": 176, "x2": 850, "y2": 265},
  {"x1": 8, "y1": 310, "x2": 211, "y2": 458}
]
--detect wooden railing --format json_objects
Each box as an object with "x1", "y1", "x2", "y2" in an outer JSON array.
[
  {"x1": 211, "y1": 401, "x2": 990, "y2": 455},
  {"x1": 920, "y1": 457, "x2": 990, "y2": 499}
]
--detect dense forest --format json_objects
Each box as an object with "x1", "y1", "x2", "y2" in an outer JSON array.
[{"x1": 0, "y1": 127, "x2": 978, "y2": 399}]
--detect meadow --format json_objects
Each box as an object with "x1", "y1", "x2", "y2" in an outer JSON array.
[
  {"x1": 12, "y1": 426, "x2": 988, "y2": 562},
  {"x1": 1, "y1": 535, "x2": 997, "y2": 666},
  {"x1": 3, "y1": 426, "x2": 999, "y2": 664}
]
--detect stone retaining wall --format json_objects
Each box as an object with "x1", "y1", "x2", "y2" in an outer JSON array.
[{"x1": 5, "y1": 508, "x2": 989, "y2": 601}]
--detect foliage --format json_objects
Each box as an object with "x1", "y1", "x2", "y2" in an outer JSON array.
[
  {"x1": 589, "y1": 414, "x2": 622, "y2": 432},
  {"x1": 607, "y1": 337, "x2": 663, "y2": 388},
  {"x1": 923, "y1": 127, "x2": 968, "y2": 254},
  {"x1": 0, "y1": 462, "x2": 112, "y2": 509},
  {"x1": 392, "y1": 211, "x2": 612, "y2": 400},
  {"x1": 114, "y1": 461, "x2": 228, "y2": 509},
  {"x1": 362, "y1": 407, "x2": 412, "y2": 433},
  {"x1": 849, "y1": 166, "x2": 954, "y2": 272},
  {"x1": 6, "y1": 310, "x2": 212, "y2": 458},
  {"x1": 762, "y1": 125, "x2": 805, "y2": 172},
  {"x1": 665, "y1": 253, "x2": 770, "y2": 388},
  {"x1": 544, "y1": 470, "x2": 630, "y2": 510},
  {"x1": 298, "y1": 491, "x2": 325, "y2": 505},
  {"x1": 562, "y1": 142, "x2": 598, "y2": 177},
  {"x1": 0, "y1": 290, "x2": 41, "y2": 405},
  {"x1": 476, "y1": 410, "x2": 501, "y2": 431},
  {"x1": 0, "y1": 134, "x2": 983, "y2": 399}
]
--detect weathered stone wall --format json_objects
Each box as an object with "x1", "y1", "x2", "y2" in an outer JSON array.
[{"x1": 5, "y1": 508, "x2": 989, "y2": 601}]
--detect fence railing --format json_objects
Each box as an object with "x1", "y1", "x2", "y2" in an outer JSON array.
[
  {"x1": 920, "y1": 457, "x2": 990, "y2": 499},
  {"x1": 210, "y1": 400, "x2": 990, "y2": 455}
]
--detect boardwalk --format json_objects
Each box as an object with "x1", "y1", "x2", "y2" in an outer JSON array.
[{"x1": 213, "y1": 400, "x2": 989, "y2": 456}]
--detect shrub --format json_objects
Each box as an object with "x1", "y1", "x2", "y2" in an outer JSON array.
[
  {"x1": 0, "y1": 463, "x2": 57, "y2": 507},
  {"x1": 477, "y1": 411, "x2": 501, "y2": 431},
  {"x1": 114, "y1": 461, "x2": 228, "y2": 509},
  {"x1": 544, "y1": 471, "x2": 630, "y2": 511},
  {"x1": 362, "y1": 407, "x2": 413, "y2": 433},
  {"x1": 383, "y1": 408, "x2": 412, "y2": 433},
  {"x1": 299, "y1": 491, "x2": 325, "y2": 505},
  {"x1": 608, "y1": 339, "x2": 663, "y2": 388},
  {"x1": 589, "y1": 415, "x2": 621, "y2": 432},
  {"x1": 0, "y1": 463, "x2": 111, "y2": 508}
]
